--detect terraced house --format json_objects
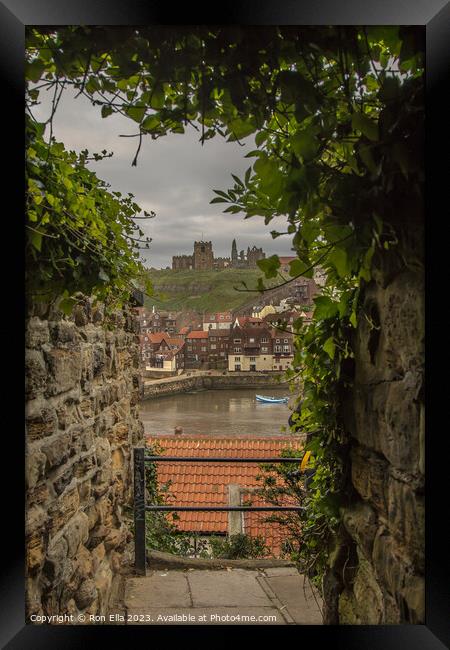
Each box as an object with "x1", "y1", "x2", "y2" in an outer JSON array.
[
  {"x1": 184, "y1": 330, "x2": 210, "y2": 368},
  {"x1": 227, "y1": 323, "x2": 294, "y2": 372}
]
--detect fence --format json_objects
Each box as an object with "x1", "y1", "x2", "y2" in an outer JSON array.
[{"x1": 133, "y1": 447, "x2": 304, "y2": 575}]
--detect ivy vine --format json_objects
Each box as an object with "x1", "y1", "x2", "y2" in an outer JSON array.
[{"x1": 25, "y1": 26, "x2": 424, "y2": 584}]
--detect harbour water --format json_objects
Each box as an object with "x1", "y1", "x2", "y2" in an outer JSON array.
[{"x1": 139, "y1": 386, "x2": 294, "y2": 437}]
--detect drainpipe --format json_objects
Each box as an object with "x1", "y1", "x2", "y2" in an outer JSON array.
[{"x1": 227, "y1": 484, "x2": 243, "y2": 536}]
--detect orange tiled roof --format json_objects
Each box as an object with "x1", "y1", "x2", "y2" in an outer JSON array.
[
  {"x1": 164, "y1": 337, "x2": 184, "y2": 347},
  {"x1": 145, "y1": 435, "x2": 303, "y2": 557},
  {"x1": 186, "y1": 330, "x2": 209, "y2": 339},
  {"x1": 148, "y1": 332, "x2": 168, "y2": 344}
]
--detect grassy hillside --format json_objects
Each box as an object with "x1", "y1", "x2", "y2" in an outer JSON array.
[{"x1": 144, "y1": 268, "x2": 277, "y2": 312}]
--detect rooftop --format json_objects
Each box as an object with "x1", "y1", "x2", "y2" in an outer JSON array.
[
  {"x1": 186, "y1": 330, "x2": 209, "y2": 339},
  {"x1": 145, "y1": 436, "x2": 303, "y2": 557}
]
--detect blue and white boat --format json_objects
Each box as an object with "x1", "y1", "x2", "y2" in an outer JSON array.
[{"x1": 256, "y1": 394, "x2": 289, "y2": 404}]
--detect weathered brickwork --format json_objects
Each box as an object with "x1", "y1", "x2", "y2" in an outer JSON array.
[
  {"x1": 323, "y1": 237, "x2": 425, "y2": 624},
  {"x1": 25, "y1": 298, "x2": 144, "y2": 620}
]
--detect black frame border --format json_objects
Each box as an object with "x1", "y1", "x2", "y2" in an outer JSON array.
[{"x1": 2, "y1": 0, "x2": 449, "y2": 646}]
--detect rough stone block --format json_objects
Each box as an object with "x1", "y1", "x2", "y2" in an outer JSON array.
[
  {"x1": 41, "y1": 433, "x2": 71, "y2": 469},
  {"x1": 95, "y1": 437, "x2": 111, "y2": 466},
  {"x1": 27, "y1": 530, "x2": 46, "y2": 573},
  {"x1": 93, "y1": 343, "x2": 106, "y2": 376},
  {"x1": 44, "y1": 348, "x2": 82, "y2": 396},
  {"x1": 352, "y1": 551, "x2": 384, "y2": 624},
  {"x1": 77, "y1": 479, "x2": 92, "y2": 505},
  {"x1": 351, "y1": 446, "x2": 388, "y2": 516},
  {"x1": 48, "y1": 487, "x2": 80, "y2": 537},
  {"x1": 64, "y1": 511, "x2": 89, "y2": 557},
  {"x1": 342, "y1": 501, "x2": 378, "y2": 560},
  {"x1": 49, "y1": 321, "x2": 81, "y2": 346},
  {"x1": 26, "y1": 449, "x2": 47, "y2": 489},
  {"x1": 28, "y1": 483, "x2": 50, "y2": 507},
  {"x1": 53, "y1": 467, "x2": 75, "y2": 496},
  {"x1": 26, "y1": 404, "x2": 58, "y2": 441},
  {"x1": 25, "y1": 349, "x2": 47, "y2": 399},
  {"x1": 43, "y1": 537, "x2": 69, "y2": 584},
  {"x1": 75, "y1": 578, "x2": 97, "y2": 609},
  {"x1": 386, "y1": 477, "x2": 424, "y2": 571},
  {"x1": 400, "y1": 573, "x2": 425, "y2": 623},
  {"x1": 108, "y1": 423, "x2": 129, "y2": 445},
  {"x1": 26, "y1": 317, "x2": 50, "y2": 349},
  {"x1": 94, "y1": 559, "x2": 113, "y2": 614}
]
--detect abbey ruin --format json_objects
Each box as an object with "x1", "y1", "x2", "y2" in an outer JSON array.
[{"x1": 172, "y1": 239, "x2": 265, "y2": 271}]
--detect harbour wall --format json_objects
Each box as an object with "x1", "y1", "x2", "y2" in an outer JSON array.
[{"x1": 142, "y1": 372, "x2": 287, "y2": 399}]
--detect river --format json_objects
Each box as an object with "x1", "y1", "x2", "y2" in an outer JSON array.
[{"x1": 139, "y1": 386, "x2": 293, "y2": 437}]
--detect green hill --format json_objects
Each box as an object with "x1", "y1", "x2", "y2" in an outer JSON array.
[{"x1": 144, "y1": 268, "x2": 277, "y2": 312}]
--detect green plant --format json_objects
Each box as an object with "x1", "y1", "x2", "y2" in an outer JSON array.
[
  {"x1": 144, "y1": 443, "x2": 210, "y2": 557},
  {"x1": 209, "y1": 533, "x2": 269, "y2": 560},
  {"x1": 25, "y1": 26, "x2": 424, "y2": 585},
  {"x1": 25, "y1": 116, "x2": 153, "y2": 313}
]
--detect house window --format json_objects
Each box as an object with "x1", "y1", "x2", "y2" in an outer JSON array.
[
  {"x1": 261, "y1": 337, "x2": 268, "y2": 343},
  {"x1": 234, "y1": 338, "x2": 241, "y2": 343},
  {"x1": 275, "y1": 345, "x2": 282, "y2": 353},
  {"x1": 220, "y1": 314, "x2": 224, "y2": 319},
  {"x1": 283, "y1": 345, "x2": 290, "y2": 353},
  {"x1": 234, "y1": 364, "x2": 241, "y2": 371},
  {"x1": 210, "y1": 344, "x2": 217, "y2": 350},
  {"x1": 276, "y1": 339, "x2": 280, "y2": 343},
  {"x1": 210, "y1": 337, "x2": 216, "y2": 341},
  {"x1": 284, "y1": 338, "x2": 289, "y2": 343},
  {"x1": 249, "y1": 356, "x2": 256, "y2": 362},
  {"x1": 261, "y1": 347, "x2": 268, "y2": 352},
  {"x1": 234, "y1": 347, "x2": 241, "y2": 353},
  {"x1": 201, "y1": 346, "x2": 207, "y2": 352}
]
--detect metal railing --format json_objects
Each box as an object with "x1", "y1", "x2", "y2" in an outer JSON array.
[{"x1": 133, "y1": 447, "x2": 304, "y2": 575}]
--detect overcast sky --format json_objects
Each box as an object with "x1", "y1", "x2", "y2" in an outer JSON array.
[{"x1": 33, "y1": 89, "x2": 294, "y2": 269}]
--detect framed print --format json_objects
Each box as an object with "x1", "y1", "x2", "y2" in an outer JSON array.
[{"x1": 1, "y1": 0, "x2": 449, "y2": 647}]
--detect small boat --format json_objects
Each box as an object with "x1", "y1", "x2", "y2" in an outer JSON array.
[{"x1": 256, "y1": 394, "x2": 289, "y2": 404}]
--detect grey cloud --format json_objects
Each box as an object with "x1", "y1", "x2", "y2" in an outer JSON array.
[{"x1": 33, "y1": 89, "x2": 294, "y2": 268}]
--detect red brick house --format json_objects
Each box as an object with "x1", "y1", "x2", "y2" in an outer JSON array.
[
  {"x1": 207, "y1": 329, "x2": 229, "y2": 364},
  {"x1": 185, "y1": 330, "x2": 209, "y2": 368}
]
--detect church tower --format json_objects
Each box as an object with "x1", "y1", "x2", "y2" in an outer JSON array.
[
  {"x1": 193, "y1": 241, "x2": 214, "y2": 270},
  {"x1": 231, "y1": 238, "x2": 238, "y2": 267}
]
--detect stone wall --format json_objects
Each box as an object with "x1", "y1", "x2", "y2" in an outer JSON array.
[
  {"x1": 323, "y1": 238, "x2": 425, "y2": 624},
  {"x1": 143, "y1": 372, "x2": 284, "y2": 399},
  {"x1": 25, "y1": 298, "x2": 144, "y2": 620}
]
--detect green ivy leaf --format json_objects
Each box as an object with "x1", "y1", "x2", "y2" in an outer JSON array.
[
  {"x1": 257, "y1": 255, "x2": 280, "y2": 279},
  {"x1": 101, "y1": 105, "x2": 113, "y2": 118},
  {"x1": 313, "y1": 296, "x2": 339, "y2": 320},
  {"x1": 290, "y1": 130, "x2": 320, "y2": 162},
  {"x1": 328, "y1": 247, "x2": 349, "y2": 278},
  {"x1": 323, "y1": 336, "x2": 335, "y2": 359},
  {"x1": 125, "y1": 105, "x2": 146, "y2": 123},
  {"x1": 352, "y1": 111, "x2": 379, "y2": 141}
]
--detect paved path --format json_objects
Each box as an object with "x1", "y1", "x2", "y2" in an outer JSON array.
[{"x1": 122, "y1": 567, "x2": 323, "y2": 625}]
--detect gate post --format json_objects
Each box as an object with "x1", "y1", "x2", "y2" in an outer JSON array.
[{"x1": 133, "y1": 447, "x2": 146, "y2": 575}]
